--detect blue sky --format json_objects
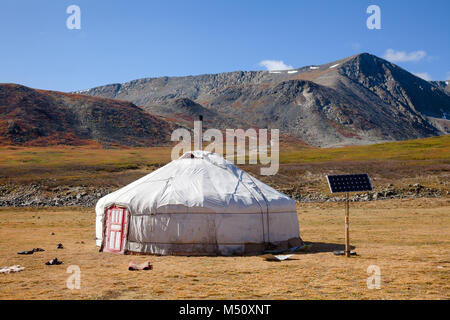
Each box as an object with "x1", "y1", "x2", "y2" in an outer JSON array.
[{"x1": 1, "y1": 0, "x2": 449, "y2": 92}]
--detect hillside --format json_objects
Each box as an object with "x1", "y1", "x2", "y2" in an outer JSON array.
[
  {"x1": 0, "y1": 84, "x2": 175, "y2": 147},
  {"x1": 79, "y1": 53, "x2": 450, "y2": 147},
  {"x1": 431, "y1": 80, "x2": 450, "y2": 96},
  {"x1": 0, "y1": 135, "x2": 448, "y2": 207}
]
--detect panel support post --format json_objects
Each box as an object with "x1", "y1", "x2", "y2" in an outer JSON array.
[{"x1": 345, "y1": 192, "x2": 350, "y2": 257}]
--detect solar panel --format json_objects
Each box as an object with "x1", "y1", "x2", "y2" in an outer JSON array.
[{"x1": 326, "y1": 174, "x2": 373, "y2": 193}]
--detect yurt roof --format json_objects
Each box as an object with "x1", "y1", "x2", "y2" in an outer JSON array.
[{"x1": 96, "y1": 150, "x2": 295, "y2": 215}]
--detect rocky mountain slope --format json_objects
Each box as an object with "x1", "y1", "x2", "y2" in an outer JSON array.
[
  {"x1": 79, "y1": 53, "x2": 450, "y2": 147},
  {"x1": 0, "y1": 84, "x2": 174, "y2": 147},
  {"x1": 431, "y1": 80, "x2": 450, "y2": 96},
  {"x1": 2, "y1": 53, "x2": 449, "y2": 148}
]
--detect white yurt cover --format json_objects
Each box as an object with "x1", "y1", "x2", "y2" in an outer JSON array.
[{"x1": 95, "y1": 151, "x2": 301, "y2": 255}]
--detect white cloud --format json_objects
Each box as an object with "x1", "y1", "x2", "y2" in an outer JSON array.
[
  {"x1": 259, "y1": 60, "x2": 293, "y2": 71},
  {"x1": 383, "y1": 49, "x2": 427, "y2": 62},
  {"x1": 446, "y1": 72, "x2": 450, "y2": 80},
  {"x1": 413, "y1": 72, "x2": 432, "y2": 81}
]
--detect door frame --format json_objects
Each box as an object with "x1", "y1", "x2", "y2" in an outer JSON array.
[{"x1": 101, "y1": 204, "x2": 131, "y2": 254}]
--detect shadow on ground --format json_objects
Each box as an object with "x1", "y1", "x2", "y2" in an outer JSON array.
[
  {"x1": 300, "y1": 241, "x2": 355, "y2": 254},
  {"x1": 260, "y1": 242, "x2": 357, "y2": 262}
]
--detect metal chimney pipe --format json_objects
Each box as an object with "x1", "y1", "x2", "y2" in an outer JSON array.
[{"x1": 194, "y1": 114, "x2": 203, "y2": 151}]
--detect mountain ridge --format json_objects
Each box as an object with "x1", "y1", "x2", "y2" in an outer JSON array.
[
  {"x1": 1, "y1": 53, "x2": 449, "y2": 148},
  {"x1": 76, "y1": 53, "x2": 450, "y2": 147},
  {"x1": 0, "y1": 83, "x2": 175, "y2": 147}
]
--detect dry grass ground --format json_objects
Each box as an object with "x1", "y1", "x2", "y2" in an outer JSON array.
[{"x1": 1, "y1": 198, "x2": 448, "y2": 300}]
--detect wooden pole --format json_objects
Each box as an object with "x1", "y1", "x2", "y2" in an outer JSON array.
[{"x1": 345, "y1": 192, "x2": 350, "y2": 257}]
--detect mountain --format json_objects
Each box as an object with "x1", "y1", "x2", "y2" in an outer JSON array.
[
  {"x1": 0, "y1": 84, "x2": 174, "y2": 147},
  {"x1": 143, "y1": 97, "x2": 251, "y2": 129},
  {"x1": 77, "y1": 53, "x2": 450, "y2": 147},
  {"x1": 2, "y1": 54, "x2": 449, "y2": 148},
  {"x1": 431, "y1": 80, "x2": 450, "y2": 96},
  {"x1": 145, "y1": 98, "x2": 218, "y2": 126}
]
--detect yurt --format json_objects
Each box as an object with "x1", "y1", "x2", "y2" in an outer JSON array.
[{"x1": 95, "y1": 150, "x2": 301, "y2": 255}]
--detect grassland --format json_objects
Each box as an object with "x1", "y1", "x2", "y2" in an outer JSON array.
[
  {"x1": 1, "y1": 135, "x2": 449, "y2": 169},
  {"x1": 0, "y1": 136, "x2": 449, "y2": 299},
  {"x1": 279, "y1": 135, "x2": 450, "y2": 163},
  {"x1": 0, "y1": 198, "x2": 449, "y2": 300},
  {"x1": 0, "y1": 135, "x2": 449, "y2": 188}
]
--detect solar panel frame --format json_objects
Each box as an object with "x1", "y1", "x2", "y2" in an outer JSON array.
[{"x1": 326, "y1": 174, "x2": 373, "y2": 193}]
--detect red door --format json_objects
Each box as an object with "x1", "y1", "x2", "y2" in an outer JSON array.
[{"x1": 103, "y1": 206, "x2": 129, "y2": 254}]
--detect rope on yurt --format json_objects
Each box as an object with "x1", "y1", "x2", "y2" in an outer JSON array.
[
  {"x1": 236, "y1": 171, "x2": 267, "y2": 244},
  {"x1": 245, "y1": 173, "x2": 271, "y2": 245}
]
